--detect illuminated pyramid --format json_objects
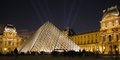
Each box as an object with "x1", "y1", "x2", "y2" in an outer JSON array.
[{"x1": 18, "y1": 21, "x2": 80, "y2": 53}]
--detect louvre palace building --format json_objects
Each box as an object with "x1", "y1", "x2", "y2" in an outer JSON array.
[
  {"x1": 1, "y1": 5, "x2": 120, "y2": 55},
  {"x1": 0, "y1": 24, "x2": 23, "y2": 54},
  {"x1": 69, "y1": 5, "x2": 120, "y2": 54}
]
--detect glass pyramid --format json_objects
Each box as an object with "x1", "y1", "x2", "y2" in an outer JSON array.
[{"x1": 18, "y1": 21, "x2": 80, "y2": 53}]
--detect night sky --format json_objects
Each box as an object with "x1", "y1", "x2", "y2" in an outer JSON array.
[{"x1": 0, "y1": 0, "x2": 120, "y2": 33}]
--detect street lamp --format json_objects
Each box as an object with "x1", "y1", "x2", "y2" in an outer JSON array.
[
  {"x1": 4, "y1": 48, "x2": 7, "y2": 51},
  {"x1": 4, "y1": 48, "x2": 8, "y2": 52}
]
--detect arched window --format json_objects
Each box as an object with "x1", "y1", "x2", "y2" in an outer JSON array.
[
  {"x1": 116, "y1": 20, "x2": 119, "y2": 25},
  {"x1": 109, "y1": 22, "x2": 112, "y2": 27},
  {"x1": 109, "y1": 35, "x2": 112, "y2": 42}
]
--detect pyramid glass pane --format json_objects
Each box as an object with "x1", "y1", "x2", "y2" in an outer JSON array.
[{"x1": 18, "y1": 21, "x2": 80, "y2": 53}]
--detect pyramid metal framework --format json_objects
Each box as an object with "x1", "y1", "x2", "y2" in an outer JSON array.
[{"x1": 18, "y1": 21, "x2": 80, "y2": 53}]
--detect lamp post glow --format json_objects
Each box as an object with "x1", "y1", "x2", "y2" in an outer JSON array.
[
  {"x1": 4, "y1": 48, "x2": 7, "y2": 51},
  {"x1": 97, "y1": 48, "x2": 98, "y2": 51}
]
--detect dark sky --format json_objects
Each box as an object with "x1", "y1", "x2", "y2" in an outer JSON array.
[{"x1": 0, "y1": 0, "x2": 120, "y2": 33}]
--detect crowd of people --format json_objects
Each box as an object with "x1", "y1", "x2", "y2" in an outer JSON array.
[{"x1": 0, "y1": 49, "x2": 101, "y2": 58}]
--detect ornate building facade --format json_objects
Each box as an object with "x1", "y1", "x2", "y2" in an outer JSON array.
[
  {"x1": 0, "y1": 24, "x2": 22, "y2": 54},
  {"x1": 69, "y1": 5, "x2": 120, "y2": 54},
  {"x1": 99, "y1": 5, "x2": 120, "y2": 54},
  {"x1": 69, "y1": 30, "x2": 100, "y2": 53}
]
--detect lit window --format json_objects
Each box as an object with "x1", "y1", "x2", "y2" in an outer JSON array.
[
  {"x1": 89, "y1": 47, "x2": 91, "y2": 50},
  {"x1": 116, "y1": 20, "x2": 119, "y2": 25},
  {"x1": 109, "y1": 22, "x2": 112, "y2": 27},
  {"x1": 85, "y1": 48, "x2": 87, "y2": 50},
  {"x1": 103, "y1": 23, "x2": 105, "y2": 28}
]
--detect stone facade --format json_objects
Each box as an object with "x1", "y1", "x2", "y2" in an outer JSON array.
[
  {"x1": 69, "y1": 5, "x2": 120, "y2": 54},
  {"x1": 0, "y1": 24, "x2": 22, "y2": 54}
]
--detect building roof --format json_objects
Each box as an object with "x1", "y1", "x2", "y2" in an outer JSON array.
[
  {"x1": 4, "y1": 24, "x2": 16, "y2": 32},
  {"x1": 74, "y1": 30, "x2": 99, "y2": 36},
  {"x1": 5, "y1": 24, "x2": 15, "y2": 29},
  {"x1": 102, "y1": 5, "x2": 119, "y2": 19}
]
